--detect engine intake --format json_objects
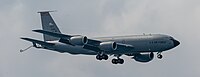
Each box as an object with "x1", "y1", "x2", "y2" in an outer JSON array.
[
  {"x1": 69, "y1": 36, "x2": 88, "y2": 46},
  {"x1": 99, "y1": 42, "x2": 117, "y2": 51}
]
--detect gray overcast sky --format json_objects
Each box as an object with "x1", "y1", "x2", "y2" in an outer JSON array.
[{"x1": 0, "y1": 0, "x2": 200, "y2": 77}]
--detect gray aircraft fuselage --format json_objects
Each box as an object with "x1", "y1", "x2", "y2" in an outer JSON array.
[{"x1": 45, "y1": 34, "x2": 179, "y2": 55}]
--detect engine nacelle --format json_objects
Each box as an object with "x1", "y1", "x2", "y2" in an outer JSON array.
[
  {"x1": 99, "y1": 42, "x2": 117, "y2": 51},
  {"x1": 133, "y1": 52, "x2": 154, "y2": 63},
  {"x1": 69, "y1": 36, "x2": 88, "y2": 46}
]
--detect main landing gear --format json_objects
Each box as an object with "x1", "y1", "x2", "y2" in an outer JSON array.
[
  {"x1": 96, "y1": 54, "x2": 108, "y2": 60},
  {"x1": 96, "y1": 54, "x2": 124, "y2": 64},
  {"x1": 111, "y1": 55, "x2": 124, "y2": 64},
  {"x1": 157, "y1": 52, "x2": 163, "y2": 59},
  {"x1": 111, "y1": 58, "x2": 124, "y2": 64}
]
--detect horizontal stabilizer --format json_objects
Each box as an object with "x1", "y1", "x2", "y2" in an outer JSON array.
[{"x1": 21, "y1": 37, "x2": 55, "y2": 46}]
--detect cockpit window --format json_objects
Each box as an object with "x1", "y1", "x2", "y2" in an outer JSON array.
[{"x1": 169, "y1": 36, "x2": 174, "y2": 40}]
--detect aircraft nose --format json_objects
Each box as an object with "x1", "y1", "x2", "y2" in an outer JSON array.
[{"x1": 172, "y1": 39, "x2": 180, "y2": 47}]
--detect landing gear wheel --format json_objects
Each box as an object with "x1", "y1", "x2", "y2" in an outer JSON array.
[
  {"x1": 96, "y1": 54, "x2": 102, "y2": 60},
  {"x1": 102, "y1": 54, "x2": 108, "y2": 60},
  {"x1": 96, "y1": 54, "x2": 108, "y2": 60},
  {"x1": 118, "y1": 59, "x2": 124, "y2": 64},
  {"x1": 112, "y1": 59, "x2": 118, "y2": 64},
  {"x1": 111, "y1": 58, "x2": 124, "y2": 64},
  {"x1": 157, "y1": 54, "x2": 163, "y2": 59}
]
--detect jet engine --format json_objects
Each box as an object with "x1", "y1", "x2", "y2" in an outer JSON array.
[
  {"x1": 133, "y1": 52, "x2": 154, "y2": 63},
  {"x1": 99, "y1": 42, "x2": 117, "y2": 51},
  {"x1": 69, "y1": 36, "x2": 88, "y2": 46}
]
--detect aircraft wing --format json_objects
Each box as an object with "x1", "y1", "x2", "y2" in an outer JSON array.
[
  {"x1": 21, "y1": 37, "x2": 55, "y2": 46},
  {"x1": 32, "y1": 30, "x2": 134, "y2": 52},
  {"x1": 33, "y1": 30, "x2": 72, "y2": 39},
  {"x1": 33, "y1": 30, "x2": 101, "y2": 46}
]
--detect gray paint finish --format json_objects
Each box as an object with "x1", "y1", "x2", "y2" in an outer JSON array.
[
  {"x1": 0, "y1": 0, "x2": 199, "y2": 77},
  {"x1": 21, "y1": 12, "x2": 180, "y2": 65}
]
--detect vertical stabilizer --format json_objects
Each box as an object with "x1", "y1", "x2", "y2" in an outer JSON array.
[{"x1": 38, "y1": 11, "x2": 61, "y2": 41}]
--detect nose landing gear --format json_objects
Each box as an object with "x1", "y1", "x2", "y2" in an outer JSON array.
[{"x1": 157, "y1": 52, "x2": 163, "y2": 59}]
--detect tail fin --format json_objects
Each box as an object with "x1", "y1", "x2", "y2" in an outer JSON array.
[{"x1": 38, "y1": 11, "x2": 61, "y2": 41}]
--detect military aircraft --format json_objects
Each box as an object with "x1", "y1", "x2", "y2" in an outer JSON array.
[{"x1": 21, "y1": 11, "x2": 180, "y2": 64}]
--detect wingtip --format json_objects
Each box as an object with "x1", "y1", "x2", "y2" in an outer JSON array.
[
  {"x1": 20, "y1": 37, "x2": 25, "y2": 39},
  {"x1": 32, "y1": 29, "x2": 42, "y2": 32},
  {"x1": 32, "y1": 29, "x2": 38, "y2": 32},
  {"x1": 20, "y1": 37, "x2": 33, "y2": 41},
  {"x1": 20, "y1": 37, "x2": 28, "y2": 40}
]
